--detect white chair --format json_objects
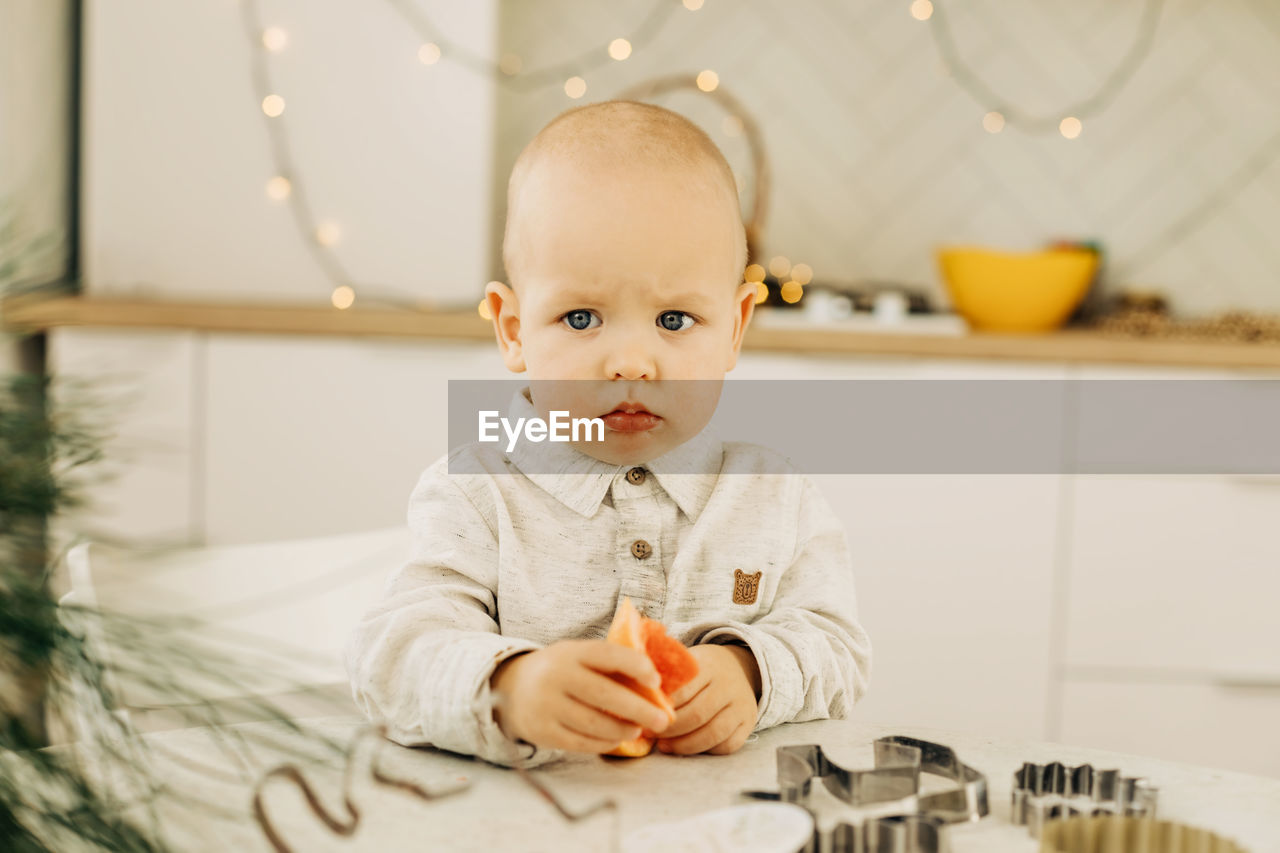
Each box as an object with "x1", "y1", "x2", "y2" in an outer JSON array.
[{"x1": 52, "y1": 525, "x2": 410, "y2": 739}]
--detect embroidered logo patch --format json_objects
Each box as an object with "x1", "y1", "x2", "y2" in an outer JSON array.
[{"x1": 733, "y1": 569, "x2": 761, "y2": 605}]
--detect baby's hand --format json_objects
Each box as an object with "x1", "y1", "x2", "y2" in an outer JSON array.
[
  {"x1": 490, "y1": 639, "x2": 673, "y2": 754},
  {"x1": 656, "y1": 644, "x2": 760, "y2": 756}
]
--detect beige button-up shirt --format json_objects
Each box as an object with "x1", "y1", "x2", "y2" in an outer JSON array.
[{"x1": 345, "y1": 388, "x2": 872, "y2": 767}]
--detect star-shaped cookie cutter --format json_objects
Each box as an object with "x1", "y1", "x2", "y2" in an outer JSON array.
[{"x1": 1011, "y1": 761, "x2": 1159, "y2": 838}]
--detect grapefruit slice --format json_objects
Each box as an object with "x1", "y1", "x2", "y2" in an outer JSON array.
[{"x1": 603, "y1": 597, "x2": 699, "y2": 757}]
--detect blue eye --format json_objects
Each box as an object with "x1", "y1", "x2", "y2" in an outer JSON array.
[
  {"x1": 562, "y1": 309, "x2": 600, "y2": 331},
  {"x1": 658, "y1": 311, "x2": 695, "y2": 332}
]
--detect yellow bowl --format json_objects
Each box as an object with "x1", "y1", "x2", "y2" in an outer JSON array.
[{"x1": 937, "y1": 246, "x2": 1099, "y2": 332}]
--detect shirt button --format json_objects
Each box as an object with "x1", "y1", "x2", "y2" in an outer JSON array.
[
  {"x1": 626, "y1": 467, "x2": 647, "y2": 485},
  {"x1": 630, "y1": 539, "x2": 653, "y2": 559}
]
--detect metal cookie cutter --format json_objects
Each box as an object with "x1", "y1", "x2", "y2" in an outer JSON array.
[
  {"x1": 743, "y1": 736, "x2": 989, "y2": 853},
  {"x1": 1012, "y1": 761, "x2": 1159, "y2": 838}
]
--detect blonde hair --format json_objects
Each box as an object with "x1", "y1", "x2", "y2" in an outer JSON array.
[{"x1": 502, "y1": 100, "x2": 747, "y2": 286}]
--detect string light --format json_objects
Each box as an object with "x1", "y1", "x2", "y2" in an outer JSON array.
[
  {"x1": 910, "y1": 0, "x2": 934, "y2": 21},
  {"x1": 261, "y1": 94, "x2": 285, "y2": 117},
  {"x1": 982, "y1": 111, "x2": 1005, "y2": 134},
  {"x1": 564, "y1": 76, "x2": 587, "y2": 99},
  {"x1": 744, "y1": 264, "x2": 766, "y2": 283},
  {"x1": 331, "y1": 285, "x2": 356, "y2": 310},
  {"x1": 696, "y1": 70, "x2": 719, "y2": 92},
  {"x1": 417, "y1": 42, "x2": 441, "y2": 65},
  {"x1": 265, "y1": 176, "x2": 292, "y2": 201},
  {"x1": 928, "y1": 0, "x2": 1166, "y2": 134},
  {"x1": 262, "y1": 27, "x2": 289, "y2": 52},
  {"x1": 315, "y1": 221, "x2": 342, "y2": 247},
  {"x1": 780, "y1": 281, "x2": 803, "y2": 303},
  {"x1": 609, "y1": 38, "x2": 632, "y2": 61},
  {"x1": 754, "y1": 282, "x2": 768, "y2": 304},
  {"x1": 499, "y1": 53, "x2": 522, "y2": 75},
  {"x1": 477, "y1": 298, "x2": 493, "y2": 320},
  {"x1": 790, "y1": 263, "x2": 813, "y2": 285},
  {"x1": 683, "y1": 0, "x2": 704, "y2": 9},
  {"x1": 385, "y1": 0, "x2": 676, "y2": 94},
  {"x1": 768, "y1": 256, "x2": 791, "y2": 278}
]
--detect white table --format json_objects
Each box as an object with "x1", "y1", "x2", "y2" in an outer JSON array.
[{"x1": 60, "y1": 716, "x2": 1280, "y2": 852}]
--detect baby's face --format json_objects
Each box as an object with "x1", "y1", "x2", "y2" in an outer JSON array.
[{"x1": 488, "y1": 162, "x2": 755, "y2": 465}]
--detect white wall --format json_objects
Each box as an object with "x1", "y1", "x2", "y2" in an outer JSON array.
[
  {"x1": 81, "y1": 0, "x2": 497, "y2": 307},
  {"x1": 1, "y1": 0, "x2": 75, "y2": 372},
  {"x1": 495, "y1": 0, "x2": 1280, "y2": 317}
]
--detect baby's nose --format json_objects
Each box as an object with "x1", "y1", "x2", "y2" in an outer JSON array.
[{"x1": 606, "y1": 341, "x2": 656, "y2": 381}]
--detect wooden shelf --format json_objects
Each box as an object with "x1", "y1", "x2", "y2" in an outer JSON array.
[{"x1": 6, "y1": 295, "x2": 1280, "y2": 370}]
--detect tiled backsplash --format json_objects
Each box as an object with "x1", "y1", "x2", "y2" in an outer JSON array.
[{"x1": 493, "y1": 0, "x2": 1280, "y2": 317}]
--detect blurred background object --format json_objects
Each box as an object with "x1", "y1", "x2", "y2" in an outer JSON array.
[{"x1": 938, "y1": 245, "x2": 1100, "y2": 331}]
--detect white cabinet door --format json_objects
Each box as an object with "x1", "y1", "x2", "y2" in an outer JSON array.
[
  {"x1": 1064, "y1": 475, "x2": 1280, "y2": 678},
  {"x1": 203, "y1": 336, "x2": 507, "y2": 545},
  {"x1": 822, "y1": 474, "x2": 1061, "y2": 739},
  {"x1": 1061, "y1": 679, "x2": 1280, "y2": 777},
  {"x1": 733, "y1": 354, "x2": 1064, "y2": 739}
]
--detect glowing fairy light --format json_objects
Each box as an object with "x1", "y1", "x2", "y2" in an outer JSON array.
[
  {"x1": 315, "y1": 221, "x2": 342, "y2": 246},
  {"x1": 1060, "y1": 116, "x2": 1083, "y2": 139},
  {"x1": 910, "y1": 0, "x2": 934, "y2": 21},
  {"x1": 331, "y1": 286, "x2": 355, "y2": 309},
  {"x1": 564, "y1": 76, "x2": 587, "y2": 98},
  {"x1": 478, "y1": 299, "x2": 493, "y2": 320},
  {"x1": 790, "y1": 263, "x2": 813, "y2": 285},
  {"x1": 744, "y1": 263, "x2": 766, "y2": 283},
  {"x1": 768, "y1": 256, "x2": 791, "y2": 278},
  {"x1": 780, "y1": 281, "x2": 803, "y2": 303},
  {"x1": 261, "y1": 94, "x2": 285, "y2": 117},
  {"x1": 696, "y1": 70, "x2": 719, "y2": 92},
  {"x1": 265, "y1": 176, "x2": 292, "y2": 201},
  {"x1": 609, "y1": 39, "x2": 632, "y2": 61},
  {"x1": 754, "y1": 282, "x2": 769, "y2": 304},
  {"x1": 418, "y1": 43, "x2": 441, "y2": 65},
  {"x1": 262, "y1": 27, "x2": 289, "y2": 52},
  {"x1": 499, "y1": 53, "x2": 522, "y2": 75},
  {"x1": 983, "y1": 111, "x2": 1006, "y2": 133}
]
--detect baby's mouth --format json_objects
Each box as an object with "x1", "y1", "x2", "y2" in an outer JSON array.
[{"x1": 601, "y1": 402, "x2": 662, "y2": 433}]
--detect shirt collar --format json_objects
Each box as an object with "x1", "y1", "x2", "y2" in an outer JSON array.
[{"x1": 503, "y1": 386, "x2": 723, "y2": 520}]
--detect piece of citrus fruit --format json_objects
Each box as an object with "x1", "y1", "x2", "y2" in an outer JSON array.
[{"x1": 603, "y1": 596, "x2": 699, "y2": 757}]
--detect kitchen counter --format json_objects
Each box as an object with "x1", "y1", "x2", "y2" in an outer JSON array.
[
  {"x1": 43, "y1": 715, "x2": 1280, "y2": 852},
  {"x1": 6, "y1": 295, "x2": 1280, "y2": 370}
]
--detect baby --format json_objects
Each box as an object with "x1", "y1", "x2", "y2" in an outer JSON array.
[{"x1": 346, "y1": 100, "x2": 871, "y2": 766}]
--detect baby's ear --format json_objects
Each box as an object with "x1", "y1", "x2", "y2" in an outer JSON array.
[
  {"x1": 485, "y1": 281, "x2": 526, "y2": 373},
  {"x1": 725, "y1": 280, "x2": 758, "y2": 371}
]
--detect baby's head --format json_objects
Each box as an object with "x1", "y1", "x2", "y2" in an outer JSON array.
[{"x1": 486, "y1": 101, "x2": 756, "y2": 465}]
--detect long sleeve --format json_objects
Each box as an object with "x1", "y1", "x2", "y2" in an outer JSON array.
[
  {"x1": 344, "y1": 455, "x2": 563, "y2": 767},
  {"x1": 694, "y1": 474, "x2": 872, "y2": 730}
]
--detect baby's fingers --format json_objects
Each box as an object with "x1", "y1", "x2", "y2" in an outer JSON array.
[
  {"x1": 660, "y1": 684, "x2": 724, "y2": 740},
  {"x1": 556, "y1": 696, "x2": 644, "y2": 747},
  {"x1": 567, "y1": 668, "x2": 672, "y2": 733},
  {"x1": 576, "y1": 641, "x2": 661, "y2": 689}
]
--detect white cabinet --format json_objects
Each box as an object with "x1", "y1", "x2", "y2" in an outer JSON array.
[
  {"x1": 817, "y1": 474, "x2": 1060, "y2": 740},
  {"x1": 737, "y1": 352, "x2": 1065, "y2": 739},
  {"x1": 46, "y1": 327, "x2": 1280, "y2": 773},
  {"x1": 1064, "y1": 475, "x2": 1280, "y2": 677},
  {"x1": 1061, "y1": 680, "x2": 1280, "y2": 777},
  {"x1": 202, "y1": 336, "x2": 506, "y2": 543}
]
